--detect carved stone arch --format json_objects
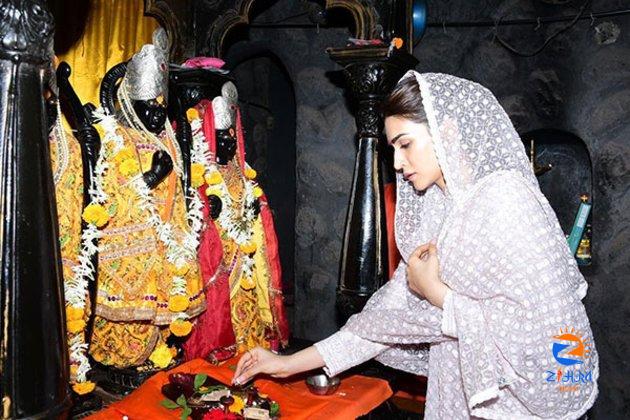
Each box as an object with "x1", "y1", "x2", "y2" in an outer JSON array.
[
  {"x1": 202, "y1": 0, "x2": 379, "y2": 57},
  {"x1": 144, "y1": 0, "x2": 193, "y2": 61},
  {"x1": 324, "y1": 0, "x2": 378, "y2": 39}
]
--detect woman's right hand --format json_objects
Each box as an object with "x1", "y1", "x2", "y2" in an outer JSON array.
[{"x1": 232, "y1": 347, "x2": 290, "y2": 385}]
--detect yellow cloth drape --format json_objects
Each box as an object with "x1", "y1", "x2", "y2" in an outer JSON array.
[{"x1": 57, "y1": 0, "x2": 158, "y2": 106}]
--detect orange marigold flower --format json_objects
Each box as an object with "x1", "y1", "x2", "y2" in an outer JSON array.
[
  {"x1": 244, "y1": 167, "x2": 257, "y2": 180},
  {"x1": 186, "y1": 108, "x2": 200, "y2": 121},
  {"x1": 72, "y1": 381, "x2": 96, "y2": 395},
  {"x1": 239, "y1": 242, "x2": 257, "y2": 255},
  {"x1": 168, "y1": 295, "x2": 190, "y2": 312},
  {"x1": 67, "y1": 319, "x2": 86, "y2": 334},
  {"x1": 393, "y1": 37, "x2": 404, "y2": 49},
  {"x1": 66, "y1": 306, "x2": 84, "y2": 321},
  {"x1": 169, "y1": 319, "x2": 193, "y2": 337},
  {"x1": 169, "y1": 346, "x2": 179, "y2": 358}
]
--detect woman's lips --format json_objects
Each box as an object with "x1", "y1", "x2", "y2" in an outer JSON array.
[{"x1": 404, "y1": 172, "x2": 416, "y2": 181}]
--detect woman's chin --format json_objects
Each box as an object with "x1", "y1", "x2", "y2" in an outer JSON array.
[{"x1": 411, "y1": 178, "x2": 430, "y2": 192}]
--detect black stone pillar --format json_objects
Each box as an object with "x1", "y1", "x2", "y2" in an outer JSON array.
[
  {"x1": 0, "y1": 0, "x2": 70, "y2": 418},
  {"x1": 328, "y1": 46, "x2": 417, "y2": 321}
]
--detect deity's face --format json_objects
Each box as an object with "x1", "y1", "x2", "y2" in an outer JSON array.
[
  {"x1": 133, "y1": 99, "x2": 167, "y2": 134},
  {"x1": 385, "y1": 116, "x2": 445, "y2": 192},
  {"x1": 215, "y1": 129, "x2": 237, "y2": 165}
]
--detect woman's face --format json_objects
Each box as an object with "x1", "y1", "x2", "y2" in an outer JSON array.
[{"x1": 385, "y1": 116, "x2": 445, "y2": 192}]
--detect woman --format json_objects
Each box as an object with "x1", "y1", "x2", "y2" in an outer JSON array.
[{"x1": 232, "y1": 71, "x2": 599, "y2": 419}]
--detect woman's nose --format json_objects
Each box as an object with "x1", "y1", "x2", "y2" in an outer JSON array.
[{"x1": 393, "y1": 149, "x2": 404, "y2": 171}]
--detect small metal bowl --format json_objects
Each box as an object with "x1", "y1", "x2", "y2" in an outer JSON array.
[{"x1": 305, "y1": 373, "x2": 340, "y2": 395}]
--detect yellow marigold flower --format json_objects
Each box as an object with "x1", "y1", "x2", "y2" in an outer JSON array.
[
  {"x1": 113, "y1": 147, "x2": 134, "y2": 164},
  {"x1": 169, "y1": 319, "x2": 193, "y2": 337},
  {"x1": 239, "y1": 242, "x2": 257, "y2": 255},
  {"x1": 168, "y1": 295, "x2": 190, "y2": 312},
  {"x1": 72, "y1": 381, "x2": 96, "y2": 395},
  {"x1": 240, "y1": 276, "x2": 256, "y2": 291},
  {"x1": 229, "y1": 395, "x2": 245, "y2": 414},
  {"x1": 70, "y1": 365, "x2": 79, "y2": 377},
  {"x1": 205, "y1": 171, "x2": 223, "y2": 185},
  {"x1": 186, "y1": 108, "x2": 200, "y2": 121},
  {"x1": 169, "y1": 263, "x2": 190, "y2": 277},
  {"x1": 244, "y1": 167, "x2": 257, "y2": 180},
  {"x1": 205, "y1": 187, "x2": 222, "y2": 197},
  {"x1": 149, "y1": 343, "x2": 173, "y2": 369},
  {"x1": 253, "y1": 186, "x2": 263, "y2": 198},
  {"x1": 66, "y1": 306, "x2": 84, "y2": 321},
  {"x1": 67, "y1": 319, "x2": 86, "y2": 334},
  {"x1": 191, "y1": 163, "x2": 206, "y2": 188},
  {"x1": 82, "y1": 203, "x2": 109, "y2": 227},
  {"x1": 119, "y1": 158, "x2": 140, "y2": 177}
]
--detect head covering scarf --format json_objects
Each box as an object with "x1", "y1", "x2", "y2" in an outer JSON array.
[{"x1": 324, "y1": 71, "x2": 598, "y2": 419}]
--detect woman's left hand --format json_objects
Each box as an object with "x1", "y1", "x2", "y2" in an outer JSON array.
[{"x1": 407, "y1": 242, "x2": 449, "y2": 308}]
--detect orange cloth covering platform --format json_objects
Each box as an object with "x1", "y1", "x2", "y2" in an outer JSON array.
[{"x1": 87, "y1": 357, "x2": 393, "y2": 419}]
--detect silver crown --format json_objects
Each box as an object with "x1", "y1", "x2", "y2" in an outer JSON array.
[
  {"x1": 221, "y1": 81, "x2": 238, "y2": 123},
  {"x1": 212, "y1": 96, "x2": 233, "y2": 130},
  {"x1": 124, "y1": 28, "x2": 169, "y2": 101}
]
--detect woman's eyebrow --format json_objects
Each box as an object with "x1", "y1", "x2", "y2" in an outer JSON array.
[{"x1": 389, "y1": 132, "x2": 410, "y2": 144}]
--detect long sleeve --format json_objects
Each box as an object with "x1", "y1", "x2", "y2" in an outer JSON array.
[
  {"x1": 341, "y1": 261, "x2": 447, "y2": 345},
  {"x1": 313, "y1": 261, "x2": 448, "y2": 377},
  {"x1": 314, "y1": 331, "x2": 387, "y2": 377}
]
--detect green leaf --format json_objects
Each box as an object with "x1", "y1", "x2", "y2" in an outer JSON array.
[
  {"x1": 107, "y1": 202, "x2": 118, "y2": 216},
  {"x1": 59, "y1": 234, "x2": 70, "y2": 249},
  {"x1": 160, "y1": 399, "x2": 179, "y2": 409},
  {"x1": 270, "y1": 401, "x2": 280, "y2": 417},
  {"x1": 176, "y1": 394, "x2": 187, "y2": 407},
  {"x1": 180, "y1": 406, "x2": 192, "y2": 420},
  {"x1": 194, "y1": 373, "x2": 208, "y2": 390}
]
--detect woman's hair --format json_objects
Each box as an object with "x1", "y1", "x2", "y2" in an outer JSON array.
[{"x1": 382, "y1": 75, "x2": 427, "y2": 124}]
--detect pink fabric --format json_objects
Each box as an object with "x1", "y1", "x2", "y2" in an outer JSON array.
[{"x1": 182, "y1": 57, "x2": 225, "y2": 69}]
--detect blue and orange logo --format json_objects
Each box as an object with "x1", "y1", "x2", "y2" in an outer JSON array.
[
  {"x1": 546, "y1": 327, "x2": 593, "y2": 391},
  {"x1": 551, "y1": 327, "x2": 592, "y2": 366}
]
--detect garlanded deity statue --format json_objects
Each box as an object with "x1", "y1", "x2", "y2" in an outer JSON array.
[
  {"x1": 87, "y1": 28, "x2": 206, "y2": 372},
  {"x1": 182, "y1": 83, "x2": 289, "y2": 361}
]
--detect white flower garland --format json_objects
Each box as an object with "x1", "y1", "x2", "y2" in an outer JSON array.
[
  {"x1": 190, "y1": 118, "x2": 258, "y2": 280},
  {"x1": 58, "y1": 106, "x2": 110, "y2": 384}
]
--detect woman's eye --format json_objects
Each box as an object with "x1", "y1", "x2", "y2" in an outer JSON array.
[{"x1": 400, "y1": 142, "x2": 410, "y2": 149}]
